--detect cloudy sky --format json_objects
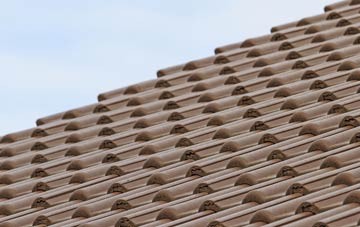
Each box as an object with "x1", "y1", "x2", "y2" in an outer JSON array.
[{"x1": 0, "y1": 0, "x2": 337, "y2": 135}]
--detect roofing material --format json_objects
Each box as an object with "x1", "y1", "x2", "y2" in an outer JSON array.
[{"x1": 2, "y1": 0, "x2": 360, "y2": 226}]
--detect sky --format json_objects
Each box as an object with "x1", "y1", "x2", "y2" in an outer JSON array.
[{"x1": 0, "y1": 0, "x2": 337, "y2": 136}]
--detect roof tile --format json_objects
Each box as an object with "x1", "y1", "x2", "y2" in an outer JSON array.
[{"x1": 4, "y1": 1, "x2": 360, "y2": 226}]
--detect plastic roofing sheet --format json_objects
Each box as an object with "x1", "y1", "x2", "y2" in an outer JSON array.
[{"x1": 3, "y1": 0, "x2": 360, "y2": 226}]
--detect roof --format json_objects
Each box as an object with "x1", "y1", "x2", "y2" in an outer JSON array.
[{"x1": 2, "y1": 0, "x2": 360, "y2": 226}]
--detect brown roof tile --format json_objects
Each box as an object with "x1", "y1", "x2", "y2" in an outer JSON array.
[{"x1": 4, "y1": 0, "x2": 360, "y2": 226}]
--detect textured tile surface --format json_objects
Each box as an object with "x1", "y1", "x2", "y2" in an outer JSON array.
[{"x1": 3, "y1": 0, "x2": 360, "y2": 226}]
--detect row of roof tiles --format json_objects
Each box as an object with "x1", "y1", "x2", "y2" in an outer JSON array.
[{"x1": 3, "y1": 0, "x2": 360, "y2": 226}]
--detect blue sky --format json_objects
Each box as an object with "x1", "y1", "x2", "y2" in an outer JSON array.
[{"x1": 0, "y1": 0, "x2": 336, "y2": 135}]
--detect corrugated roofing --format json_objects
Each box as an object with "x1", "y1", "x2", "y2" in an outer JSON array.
[{"x1": 3, "y1": 0, "x2": 360, "y2": 226}]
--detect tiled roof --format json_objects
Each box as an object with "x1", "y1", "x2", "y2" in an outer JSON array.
[{"x1": 3, "y1": 0, "x2": 360, "y2": 226}]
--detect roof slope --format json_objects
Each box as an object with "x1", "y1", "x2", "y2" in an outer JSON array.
[{"x1": 2, "y1": 0, "x2": 360, "y2": 226}]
